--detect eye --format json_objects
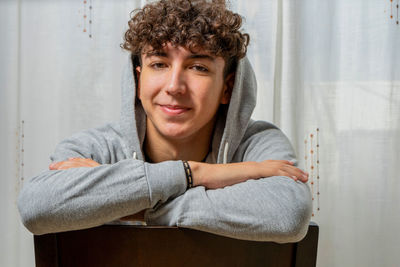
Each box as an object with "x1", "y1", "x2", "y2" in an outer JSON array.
[
  {"x1": 191, "y1": 64, "x2": 209, "y2": 73},
  {"x1": 150, "y1": 62, "x2": 167, "y2": 69}
]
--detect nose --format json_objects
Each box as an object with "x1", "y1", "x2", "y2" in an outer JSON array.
[{"x1": 166, "y1": 66, "x2": 186, "y2": 95}]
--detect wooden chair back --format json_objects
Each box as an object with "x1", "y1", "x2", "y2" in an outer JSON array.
[{"x1": 34, "y1": 222, "x2": 319, "y2": 267}]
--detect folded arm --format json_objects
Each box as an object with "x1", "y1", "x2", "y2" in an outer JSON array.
[
  {"x1": 145, "y1": 127, "x2": 313, "y2": 242},
  {"x1": 145, "y1": 176, "x2": 311, "y2": 242},
  {"x1": 44, "y1": 155, "x2": 311, "y2": 242},
  {"x1": 17, "y1": 125, "x2": 187, "y2": 235},
  {"x1": 20, "y1": 123, "x2": 312, "y2": 241}
]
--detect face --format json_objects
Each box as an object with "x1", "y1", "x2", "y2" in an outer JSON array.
[{"x1": 136, "y1": 43, "x2": 233, "y2": 141}]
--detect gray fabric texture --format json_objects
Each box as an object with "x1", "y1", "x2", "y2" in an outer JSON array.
[{"x1": 18, "y1": 56, "x2": 312, "y2": 242}]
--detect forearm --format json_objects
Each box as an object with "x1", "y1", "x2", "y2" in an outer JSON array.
[
  {"x1": 189, "y1": 160, "x2": 308, "y2": 189},
  {"x1": 189, "y1": 161, "x2": 259, "y2": 188},
  {"x1": 18, "y1": 160, "x2": 186, "y2": 235}
]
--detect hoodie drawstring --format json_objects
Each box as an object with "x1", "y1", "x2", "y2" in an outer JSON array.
[
  {"x1": 223, "y1": 142, "x2": 229, "y2": 164},
  {"x1": 133, "y1": 151, "x2": 137, "y2": 160}
]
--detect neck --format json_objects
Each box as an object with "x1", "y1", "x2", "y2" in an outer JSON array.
[{"x1": 144, "y1": 118, "x2": 216, "y2": 163}]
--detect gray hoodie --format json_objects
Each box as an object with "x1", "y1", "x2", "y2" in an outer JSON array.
[{"x1": 18, "y1": 56, "x2": 312, "y2": 242}]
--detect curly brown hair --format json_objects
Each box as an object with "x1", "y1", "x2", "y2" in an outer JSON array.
[{"x1": 122, "y1": 0, "x2": 250, "y2": 76}]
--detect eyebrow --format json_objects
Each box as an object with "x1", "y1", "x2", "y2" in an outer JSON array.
[
  {"x1": 188, "y1": 54, "x2": 215, "y2": 62},
  {"x1": 144, "y1": 50, "x2": 215, "y2": 62},
  {"x1": 144, "y1": 51, "x2": 167, "y2": 58}
]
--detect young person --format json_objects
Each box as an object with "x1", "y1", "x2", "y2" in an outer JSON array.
[{"x1": 18, "y1": 0, "x2": 312, "y2": 242}]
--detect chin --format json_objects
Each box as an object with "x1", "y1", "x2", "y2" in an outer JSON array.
[
  {"x1": 158, "y1": 124, "x2": 194, "y2": 140},
  {"x1": 161, "y1": 129, "x2": 191, "y2": 140}
]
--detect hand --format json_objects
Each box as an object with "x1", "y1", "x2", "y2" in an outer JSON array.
[
  {"x1": 49, "y1": 157, "x2": 100, "y2": 170},
  {"x1": 257, "y1": 160, "x2": 308, "y2": 183},
  {"x1": 190, "y1": 160, "x2": 308, "y2": 189}
]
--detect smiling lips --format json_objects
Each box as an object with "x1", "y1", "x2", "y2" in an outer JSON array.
[{"x1": 159, "y1": 104, "x2": 191, "y2": 115}]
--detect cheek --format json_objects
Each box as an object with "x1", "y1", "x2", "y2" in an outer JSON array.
[
  {"x1": 193, "y1": 82, "x2": 224, "y2": 111},
  {"x1": 138, "y1": 74, "x2": 162, "y2": 100},
  {"x1": 202, "y1": 79, "x2": 224, "y2": 101}
]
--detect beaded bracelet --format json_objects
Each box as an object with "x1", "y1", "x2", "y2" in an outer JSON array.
[{"x1": 182, "y1": 160, "x2": 193, "y2": 189}]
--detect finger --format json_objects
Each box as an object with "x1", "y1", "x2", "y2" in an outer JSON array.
[
  {"x1": 283, "y1": 165, "x2": 308, "y2": 182},
  {"x1": 49, "y1": 163, "x2": 56, "y2": 170},
  {"x1": 49, "y1": 161, "x2": 64, "y2": 170},
  {"x1": 81, "y1": 159, "x2": 100, "y2": 167},
  {"x1": 54, "y1": 162, "x2": 77, "y2": 170},
  {"x1": 68, "y1": 157, "x2": 89, "y2": 161},
  {"x1": 276, "y1": 160, "x2": 294, "y2": 165},
  {"x1": 68, "y1": 158, "x2": 100, "y2": 167},
  {"x1": 57, "y1": 164, "x2": 83, "y2": 170},
  {"x1": 85, "y1": 159, "x2": 100, "y2": 167},
  {"x1": 68, "y1": 157, "x2": 94, "y2": 162},
  {"x1": 295, "y1": 170, "x2": 308, "y2": 182},
  {"x1": 275, "y1": 160, "x2": 294, "y2": 166},
  {"x1": 288, "y1": 165, "x2": 308, "y2": 177},
  {"x1": 67, "y1": 158, "x2": 88, "y2": 164},
  {"x1": 295, "y1": 174, "x2": 308, "y2": 183},
  {"x1": 55, "y1": 161, "x2": 89, "y2": 170},
  {"x1": 54, "y1": 159, "x2": 100, "y2": 170},
  {"x1": 50, "y1": 159, "x2": 80, "y2": 170}
]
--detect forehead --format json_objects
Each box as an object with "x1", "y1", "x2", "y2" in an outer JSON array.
[{"x1": 141, "y1": 43, "x2": 221, "y2": 61}]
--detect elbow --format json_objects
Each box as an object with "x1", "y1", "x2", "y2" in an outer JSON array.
[
  {"x1": 259, "y1": 181, "x2": 312, "y2": 243},
  {"x1": 18, "y1": 209, "x2": 44, "y2": 236},
  {"x1": 278, "y1": 183, "x2": 313, "y2": 243},
  {"x1": 283, "y1": 203, "x2": 313, "y2": 243},
  {"x1": 18, "y1": 193, "x2": 38, "y2": 235},
  {"x1": 18, "y1": 182, "x2": 50, "y2": 235}
]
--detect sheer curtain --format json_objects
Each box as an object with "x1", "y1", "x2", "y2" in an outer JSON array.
[
  {"x1": 233, "y1": 1, "x2": 400, "y2": 266},
  {"x1": 1, "y1": 0, "x2": 399, "y2": 266}
]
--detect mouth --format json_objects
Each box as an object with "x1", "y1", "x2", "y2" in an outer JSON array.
[{"x1": 159, "y1": 104, "x2": 191, "y2": 115}]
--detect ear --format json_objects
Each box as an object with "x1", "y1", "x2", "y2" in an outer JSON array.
[
  {"x1": 135, "y1": 66, "x2": 141, "y2": 99},
  {"x1": 220, "y1": 73, "x2": 235, "y2": 104}
]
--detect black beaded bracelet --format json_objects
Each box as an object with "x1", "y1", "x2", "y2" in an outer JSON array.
[{"x1": 182, "y1": 160, "x2": 193, "y2": 189}]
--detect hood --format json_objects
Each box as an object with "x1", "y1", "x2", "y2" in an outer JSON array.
[{"x1": 119, "y1": 55, "x2": 257, "y2": 164}]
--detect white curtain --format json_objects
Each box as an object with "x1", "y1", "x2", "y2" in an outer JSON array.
[{"x1": 1, "y1": 0, "x2": 399, "y2": 266}]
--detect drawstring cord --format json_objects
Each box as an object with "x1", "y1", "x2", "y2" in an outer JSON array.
[{"x1": 223, "y1": 142, "x2": 229, "y2": 164}]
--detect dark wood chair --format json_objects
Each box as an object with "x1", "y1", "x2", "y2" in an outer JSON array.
[{"x1": 34, "y1": 222, "x2": 318, "y2": 267}]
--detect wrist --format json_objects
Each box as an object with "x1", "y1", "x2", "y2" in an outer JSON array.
[
  {"x1": 187, "y1": 161, "x2": 206, "y2": 187},
  {"x1": 182, "y1": 160, "x2": 194, "y2": 189},
  {"x1": 244, "y1": 161, "x2": 262, "y2": 179}
]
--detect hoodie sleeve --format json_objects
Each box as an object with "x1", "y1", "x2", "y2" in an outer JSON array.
[
  {"x1": 145, "y1": 125, "x2": 313, "y2": 243},
  {"x1": 17, "y1": 124, "x2": 187, "y2": 235}
]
